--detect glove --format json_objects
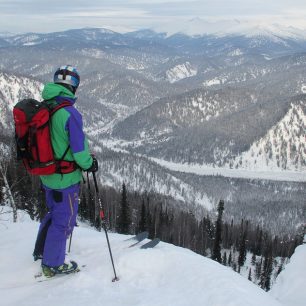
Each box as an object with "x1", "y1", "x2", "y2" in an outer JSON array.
[{"x1": 86, "y1": 154, "x2": 98, "y2": 173}]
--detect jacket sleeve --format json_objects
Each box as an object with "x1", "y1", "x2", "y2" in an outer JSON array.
[{"x1": 66, "y1": 107, "x2": 93, "y2": 170}]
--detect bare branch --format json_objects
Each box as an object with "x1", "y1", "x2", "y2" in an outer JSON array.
[
  {"x1": 10, "y1": 176, "x2": 28, "y2": 190},
  {"x1": 0, "y1": 163, "x2": 17, "y2": 222}
]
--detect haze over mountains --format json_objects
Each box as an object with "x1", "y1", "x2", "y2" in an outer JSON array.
[
  {"x1": 152, "y1": 18, "x2": 306, "y2": 38},
  {"x1": 0, "y1": 25, "x2": 305, "y2": 234}
]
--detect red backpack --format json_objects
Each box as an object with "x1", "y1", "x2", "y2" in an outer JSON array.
[{"x1": 13, "y1": 99, "x2": 77, "y2": 175}]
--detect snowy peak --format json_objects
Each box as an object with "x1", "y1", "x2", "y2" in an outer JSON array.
[
  {"x1": 155, "y1": 18, "x2": 306, "y2": 40},
  {"x1": 232, "y1": 98, "x2": 306, "y2": 171},
  {"x1": 216, "y1": 22, "x2": 306, "y2": 41}
]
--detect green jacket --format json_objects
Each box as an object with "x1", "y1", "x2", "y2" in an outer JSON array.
[{"x1": 40, "y1": 83, "x2": 93, "y2": 189}]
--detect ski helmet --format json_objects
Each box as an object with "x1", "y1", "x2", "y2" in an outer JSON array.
[{"x1": 54, "y1": 65, "x2": 80, "y2": 90}]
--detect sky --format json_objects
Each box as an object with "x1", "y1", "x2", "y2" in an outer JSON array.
[{"x1": 1, "y1": 0, "x2": 306, "y2": 34}]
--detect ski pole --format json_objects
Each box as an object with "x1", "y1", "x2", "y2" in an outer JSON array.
[
  {"x1": 68, "y1": 231, "x2": 73, "y2": 253},
  {"x1": 68, "y1": 223, "x2": 78, "y2": 253},
  {"x1": 92, "y1": 171, "x2": 119, "y2": 282}
]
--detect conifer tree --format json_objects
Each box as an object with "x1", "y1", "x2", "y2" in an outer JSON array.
[
  {"x1": 116, "y1": 182, "x2": 131, "y2": 234},
  {"x1": 228, "y1": 251, "x2": 232, "y2": 266},
  {"x1": 212, "y1": 200, "x2": 224, "y2": 263},
  {"x1": 222, "y1": 252, "x2": 227, "y2": 266},
  {"x1": 156, "y1": 205, "x2": 165, "y2": 239},
  {"x1": 248, "y1": 268, "x2": 252, "y2": 281},
  {"x1": 232, "y1": 262, "x2": 237, "y2": 272},
  {"x1": 137, "y1": 198, "x2": 147, "y2": 233},
  {"x1": 276, "y1": 262, "x2": 284, "y2": 277},
  {"x1": 146, "y1": 201, "x2": 154, "y2": 239},
  {"x1": 223, "y1": 223, "x2": 229, "y2": 248},
  {"x1": 255, "y1": 227, "x2": 263, "y2": 255},
  {"x1": 255, "y1": 257, "x2": 263, "y2": 281},
  {"x1": 251, "y1": 253, "x2": 256, "y2": 265},
  {"x1": 260, "y1": 243, "x2": 273, "y2": 291},
  {"x1": 201, "y1": 215, "x2": 214, "y2": 255},
  {"x1": 238, "y1": 220, "x2": 248, "y2": 269},
  {"x1": 95, "y1": 215, "x2": 102, "y2": 232}
]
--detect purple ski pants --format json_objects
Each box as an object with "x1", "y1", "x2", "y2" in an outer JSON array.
[{"x1": 36, "y1": 184, "x2": 79, "y2": 267}]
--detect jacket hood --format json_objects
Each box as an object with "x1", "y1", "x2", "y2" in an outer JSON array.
[{"x1": 42, "y1": 83, "x2": 75, "y2": 101}]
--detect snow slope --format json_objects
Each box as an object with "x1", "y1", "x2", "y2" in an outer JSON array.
[
  {"x1": 0, "y1": 72, "x2": 42, "y2": 109},
  {"x1": 0, "y1": 72, "x2": 42, "y2": 128},
  {"x1": 232, "y1": 101, "x2": 306, "y2": 172},
  {"x1": 0, "y1": 210, "x2": 282, "y2": 306},
  {"x1": 166, "y1": 62, "x2": 197, "y2": 83},
  {"x1": 270, "y1": 240, "x2": 306, "y2": 306}
]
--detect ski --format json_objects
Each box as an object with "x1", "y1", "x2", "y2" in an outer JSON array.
[
  {"x1": 140, "y1": 238, "x2": 160, "y2": 249},
  {"x1": 34, "y1": 264, "x2": 85, "y2": 282},
  {"x1": 37, "y1": 269, "x2": 81, "y2": 283},
  {"x1": 125, "y1": 231, "x2": 149, "y2": 248}
]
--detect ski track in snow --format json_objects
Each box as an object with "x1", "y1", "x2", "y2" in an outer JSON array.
[{"x1": 0, "y1": 212, "x2": 283, "y2": 306}]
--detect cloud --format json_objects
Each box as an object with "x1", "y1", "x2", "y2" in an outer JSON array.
[
  {"x1": 1, "y1": 0, "x2": 306, "y2": 33},
  {"x1": 56, "y1": 8, "x2": 148, "y2": 19}
]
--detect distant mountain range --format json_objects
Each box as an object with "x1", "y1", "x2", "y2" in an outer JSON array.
[
  {"x1": 153, "y1": 18, "x2": 306, "y2": 39},
  {"x1": 1, "y1": 23, "x2": 306, "y2": 56},
  {"x1": 0, "y1": 27, "x2": 305, "y2": 234},
  {"x1": 0, "y1": 27, "x2": 305, "y2": 172}
]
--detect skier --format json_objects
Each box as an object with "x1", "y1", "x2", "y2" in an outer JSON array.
[{"x1": 32, "y1": 65, "x2": 98, "y2": 277}]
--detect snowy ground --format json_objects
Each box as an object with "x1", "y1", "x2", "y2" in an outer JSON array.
[
  {"x1": 270, "y1": 240, "x2": 306, "y2": 306},
  {"x1": 0, "y1": 209, "x2": 289, "y2": 306}
]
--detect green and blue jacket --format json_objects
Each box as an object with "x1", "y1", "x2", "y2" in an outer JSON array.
[{"x1": 40, "y1": 83, "x2": 93, "y2": 189}]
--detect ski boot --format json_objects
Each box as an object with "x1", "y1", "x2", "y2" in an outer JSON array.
[{"x1": 41, "y1": 261, "x2": 79, "y2": 278}]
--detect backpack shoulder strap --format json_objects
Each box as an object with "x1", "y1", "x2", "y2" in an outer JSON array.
[
  {"x1": 48, "y1": 101, "x2": 72, "y2": 116},
  {"x1": 44, "y1": 100, "x2": 74, "y2": 166}
]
